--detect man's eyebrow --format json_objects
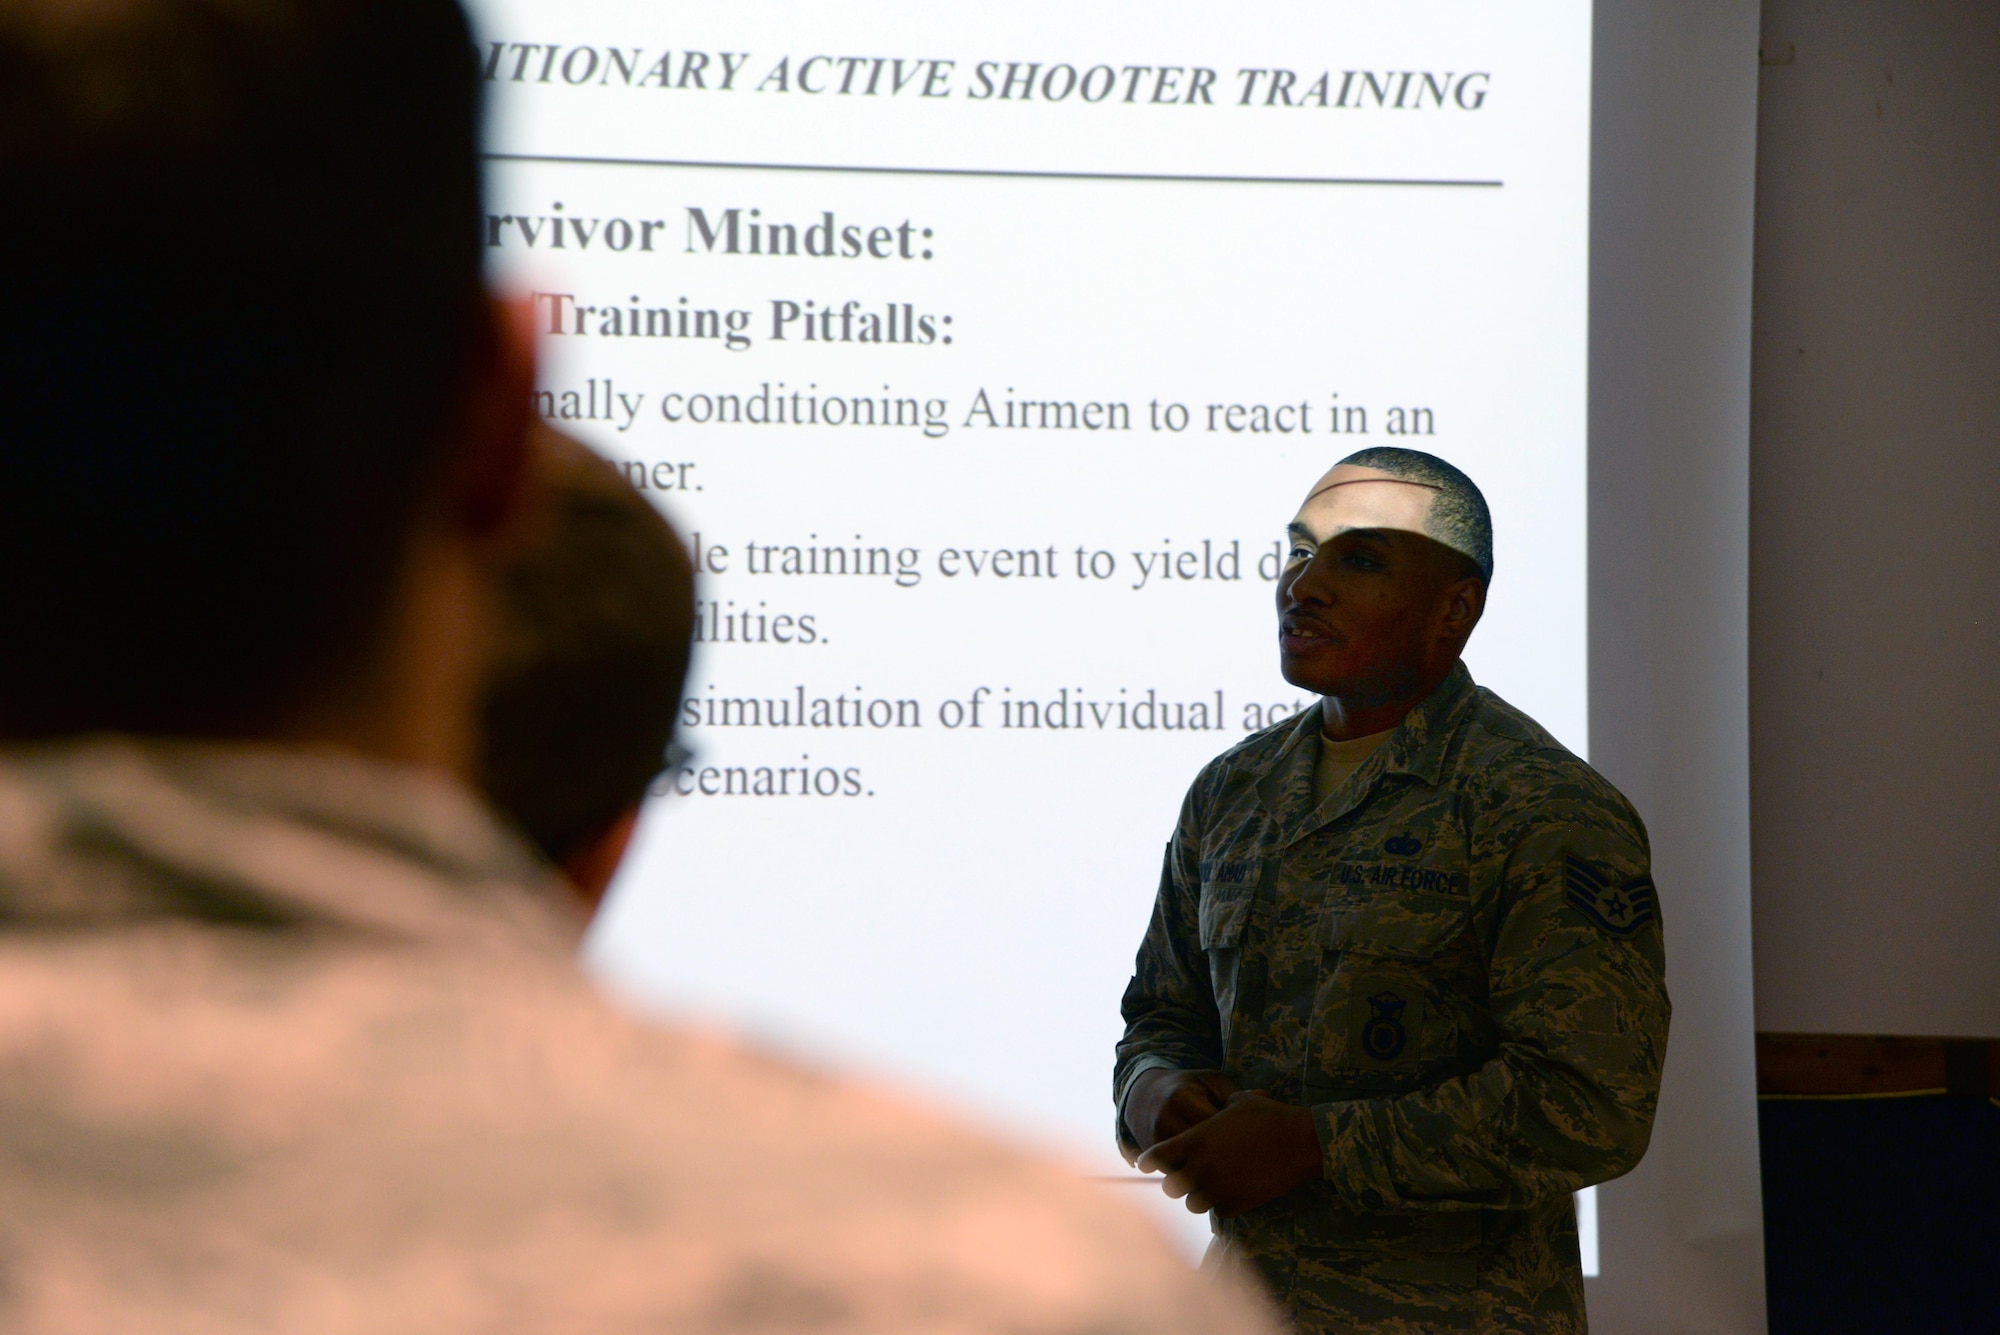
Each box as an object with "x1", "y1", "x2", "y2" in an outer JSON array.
[{"x1": 1287, "y1": 522, "x2": 1399, "y2": 546}]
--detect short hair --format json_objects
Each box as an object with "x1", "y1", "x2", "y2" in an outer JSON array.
[
  {"x1": 478, "y1": 430, "x2": 695, "y2": 866},
  {"x1": 1335, "y1": 446, "x2": 1494, "y2": 584},
  {"x1": 0, "y1": 0, "x2": 485, "y2": 738}
]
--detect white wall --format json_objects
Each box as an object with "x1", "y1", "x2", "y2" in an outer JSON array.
[
  {"x1": 1585, "y1": 1, "x2": 1768, "y2": 1330},
  {"x1": 1749, "y1": 0, "x2": 2000, "y2": 1039}
]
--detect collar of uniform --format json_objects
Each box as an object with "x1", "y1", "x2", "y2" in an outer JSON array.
[
  {"x1": 1247, "y1": 661, "x2": 1478, "y2": 847},
  {"x1": 1249, "y1": 707, "x2": 1326, "y2": 835},
  {"x1": 1376, "y1": 659, "x2": 1478, "y2": 786}
]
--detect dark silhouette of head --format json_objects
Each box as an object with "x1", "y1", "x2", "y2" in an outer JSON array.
[
  {"x1": 0, "y1": 0, "x2": 488, "y2": 739},
  {"x1": 479, "y1": 428, "x2": 695, "y2": 906}
]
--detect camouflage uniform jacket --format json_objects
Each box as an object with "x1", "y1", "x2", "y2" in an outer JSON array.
[{"x1": 1116, "y1": 662, "x2": 1670, "y2": 1333}]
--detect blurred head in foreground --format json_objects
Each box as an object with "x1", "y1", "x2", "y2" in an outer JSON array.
[
  {"x1": 0, "y1": 0, "x2": 529, "y2": 765},
  {"x1": 480, "y1": 426, "x2": 694, "y2": 908}
]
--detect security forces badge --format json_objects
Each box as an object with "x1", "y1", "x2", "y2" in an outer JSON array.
[
  {"x1": 1347, "y1": 985, "x2": 1429, "y2": 1069},
  {"x1": 1564, "y1": 854, "x2": 1658, "y2": 938},
  {"x1": 1360, "y1": 990, "x2": 1411, "y2": 1060}
]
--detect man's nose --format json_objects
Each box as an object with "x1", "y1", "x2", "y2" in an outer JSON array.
[{"x1": 1286, "y1": 551, "x2": 1337, "y2": 605}]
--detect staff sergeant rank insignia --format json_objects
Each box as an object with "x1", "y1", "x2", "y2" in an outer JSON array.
[{"x1": 1564, "y1": 854, "x2": 1658, "y2": 937}]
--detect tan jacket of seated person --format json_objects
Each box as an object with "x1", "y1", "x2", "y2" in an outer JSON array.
[{"x1": 0, "y1": 2, "x2": 1276, "y2": 1329}]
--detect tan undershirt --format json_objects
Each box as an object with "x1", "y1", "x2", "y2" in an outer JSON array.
[{"x1": 1311, "y1": 719, "x2": 1398, "y2": 805}]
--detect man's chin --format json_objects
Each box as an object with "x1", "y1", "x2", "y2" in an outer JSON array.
[
  {"x1": 1282, "y1": 656, "x2": 1416, "y2": 710},
  {"x1": 1278, "y1": 654, "x2": 1341, "y2": 697}
]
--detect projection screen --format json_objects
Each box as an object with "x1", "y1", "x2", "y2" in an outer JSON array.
[{"x1": 472, "y1": 0, "x2": 1595, "y2": 1261}]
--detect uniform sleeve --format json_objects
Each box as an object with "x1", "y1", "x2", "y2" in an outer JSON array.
[
  {"x1": 1312, "y1": 779, "x2": 1672, "y2": 1211},
  {"x1": 1112, "y1": 788, "x2": 1224, "y2": 1160}
]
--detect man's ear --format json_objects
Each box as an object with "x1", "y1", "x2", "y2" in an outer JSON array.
[
  {"x1": 1440, "y1": 574, "x2": 1486, "y2": 642},
  {"x1": 447, "y1": 291, "x2": 538, "y2": 540},
  {"x1": 560, "y1": 804, "x2": 642, "y2": 913}
]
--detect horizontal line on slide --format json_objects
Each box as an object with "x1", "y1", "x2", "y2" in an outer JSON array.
[{"x1": 484, "y1": 152, "x2": 1504, "y2": 189}]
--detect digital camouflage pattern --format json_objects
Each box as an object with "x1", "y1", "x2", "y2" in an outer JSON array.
[{"x1": 1117, "y1": 662, "x2": 1670, "y2": 1333}]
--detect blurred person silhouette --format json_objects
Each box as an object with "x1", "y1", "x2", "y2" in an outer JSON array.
[
  {"x1": 478, "y1": 425, "x2": 690, "y2": 911},
  {"x1": 0, "y1": 2, "x2": 1275, "y2": 1331}
]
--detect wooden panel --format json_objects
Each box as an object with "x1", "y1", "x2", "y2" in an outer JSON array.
[{"x1": 1756, "y1": 1032, "x2": 1998, "y2": 1097}]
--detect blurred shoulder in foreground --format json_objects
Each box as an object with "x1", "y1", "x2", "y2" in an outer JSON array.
[{"x1": 0, "y1": 736, "x2": 1268, "y2": 1332}]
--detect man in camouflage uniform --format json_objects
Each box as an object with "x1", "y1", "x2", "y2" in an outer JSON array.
[{"x1": 1117, "y1": 448, "x2": 1670, "y2": 1332}]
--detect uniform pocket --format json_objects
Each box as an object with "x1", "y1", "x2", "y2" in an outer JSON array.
[
  {"x1": 1322, "y1": 892, "x2": 1465, "y2": 959},
  {"x1": 1199, "y1": 888, "x2": 1252, "y2": 950},
  {"x1": 1322, "y1": 893, "x2": 1467, "y2": 1073},
  {"x1": 1198, "y1": 879, "x2": 1263, "y2": 1057}
]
